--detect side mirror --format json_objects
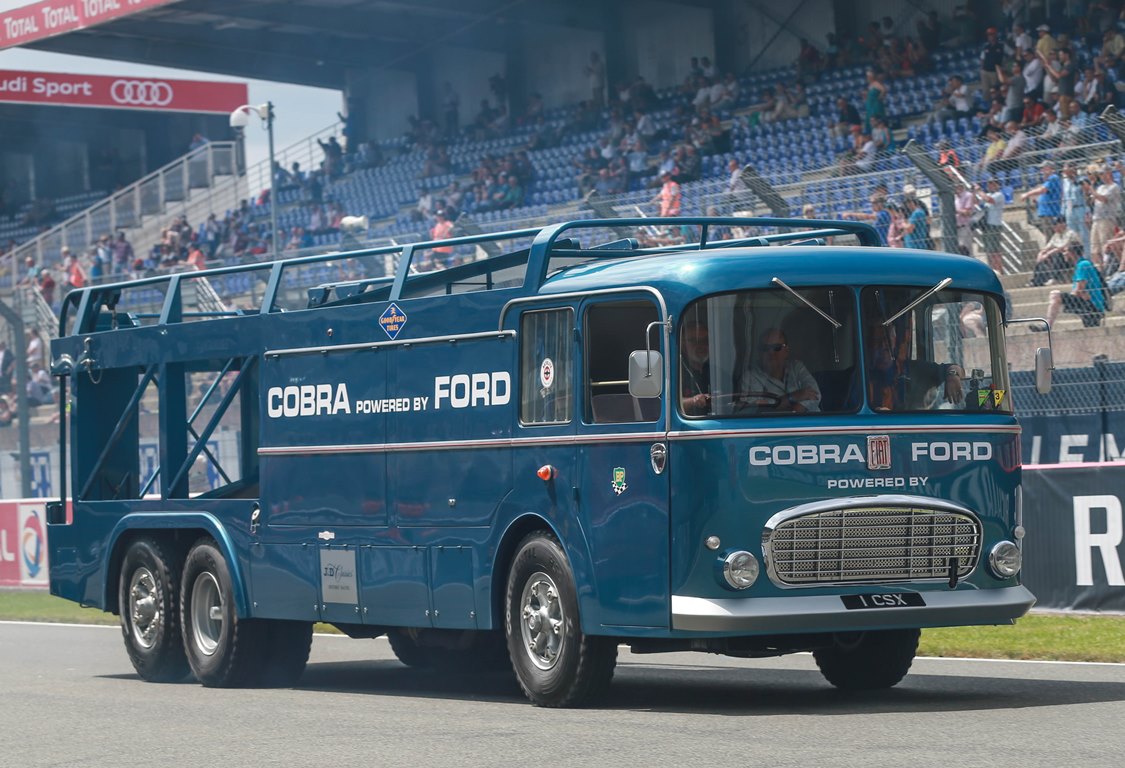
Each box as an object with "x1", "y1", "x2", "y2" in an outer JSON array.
[
  {"x1": 1035, "y1": 347, "x2": 1053, "y2": 395},
  {"x1": 628, "y1": 350, "x2": 663, "y2": 398}
]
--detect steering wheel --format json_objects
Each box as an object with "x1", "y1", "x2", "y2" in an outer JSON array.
[{"x1": 712, "y1": 391, "x2": 783, "y2": 413}]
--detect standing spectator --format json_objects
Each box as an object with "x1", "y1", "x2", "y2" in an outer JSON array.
[
  {"x1": 1022, "y1": 48, "x2": 1045, "y2": 100},
  {"x1": 886, "y1": 202, "x2": 907, "y2": 248},
  {"x1": 980, "y1": 27, "x2": 1004, "y2": 94},
  {"x1": 0, "y1": 340, "x2": 13, "y2": 396},
  {"x1": 1040, "y1": 47, "x2": 1076, "y2": 117},
  {"x1": 955, "y1": 184, "x2": 976, "y2": 255},
  {"x1": 727, "y1": 159, "x2": 751, "y2": 208},
  {"x1": 441, "y1": 82, "x2": 460, "y2": 136},
  {"x1": 863, "y1": 69, "x2": 887, "y2": 133},
  {"x1": 1035, "y1": 24, "x2": 1056, "y2": 59},
  {"x1": 112, "y1": 231, "x2": 134, "y2": 275},
  {"x1": 25, "y1": 330, "x2": 44, "y2": 372},
  {"x1": 901, "y1": 195, "x2": 931, "y2": 250},
  {"x1": 586, "y1": 52, "x2": 606, "y2": 107},
  {"x1": 1061, "y1": 163, "x2": 1091, "y2": 256},
  {"x1": 430, "y1": 209, "x2": 455, "y2": 266},
  {"x1": 655, "y1": 172, "x2": 681, "y2": 217},
  {"x1": 38, "y1": 269, "x2": 56, "y2": 306},
  {"x1": 1044, "y1": 242, "x2": 1107, "y2": 328},
  {"x1": 981, "y1": 178, "x2": 1008, "y2": 274},
  {"x1": 63, "y1": 249, "x2": 86, "y2": 292},
  {"x1": 996, "y1": 61, "x2": 1026, "y2": 122},
  {"x1": 1020, "y1": 160, "x2": 1061, "y2": 233},
  {"x1": 1089, "y1": 164, "x2": 1121, "y2": 271}
]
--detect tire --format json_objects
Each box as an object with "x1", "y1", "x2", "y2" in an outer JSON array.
[
  {"x1": 180, "y1": 538, "x2": 262, "y2": 687},
  {"x1": 387, "y1": 628, "x2": 433, "y2": 668},
  {"x1": 813, "y1": 628, "x2": 920, "y2": 691},
  {"x1": 118, "y1": 537, "x2": 190, "y2": 683},
  {"x1": 254, "y1": 620, "x2": 313, "y2": 687},
  {"x1": 505, "y1": 532, "x2": 616, "y2": 707}
]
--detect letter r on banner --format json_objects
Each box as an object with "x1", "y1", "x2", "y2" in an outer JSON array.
[{"x1": 1073, "y1": 495, "x2": 1125, "y2": 587}]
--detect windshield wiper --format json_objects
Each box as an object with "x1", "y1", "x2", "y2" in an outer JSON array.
[
  {"x1": 770, "y1": 277, "x2": 841, "y2": 329},
  {"x1": 881, "y1": 278, "x2": 952, "y2": 326}
]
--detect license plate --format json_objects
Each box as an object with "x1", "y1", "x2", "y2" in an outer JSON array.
[{"x1": 841, "y1": 593, "x2": 926, "y2": 610}]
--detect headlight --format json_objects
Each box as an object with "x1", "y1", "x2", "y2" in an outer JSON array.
[
  {"x1": 988, "y1": 541, "x2": 1022, "y2": 579},
  {"x1": 722, "y1": 551, "x2": 759, "y2": 589}
]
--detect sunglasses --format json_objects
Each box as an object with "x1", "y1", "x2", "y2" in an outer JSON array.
[{"x1": 760, "y1": 343, "x2": 788, "y2": 352}]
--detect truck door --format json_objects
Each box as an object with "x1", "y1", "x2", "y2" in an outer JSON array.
[{"x1": 576, "y1": 297, "x2": 670, "y2": 629}]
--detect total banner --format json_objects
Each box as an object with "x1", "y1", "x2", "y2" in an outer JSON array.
[
  {"x1": 0, "y1": 499, "x2": 53, "y2": 588},
  {"x1": 0, "y1": 0, "x2": 179, "y2": 50},
  {"x1": 1022, "y1": 464, "x2": 1125, "y2": 613}
]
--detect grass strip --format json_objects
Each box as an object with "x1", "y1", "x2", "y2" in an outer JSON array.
[{"x1": 3, "y1": 590, "x2": 1123, "y2": 662}]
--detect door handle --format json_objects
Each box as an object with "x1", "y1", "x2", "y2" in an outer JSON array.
[{"x1": 650, "y1": 443, "x2": 667, "y2": 474}]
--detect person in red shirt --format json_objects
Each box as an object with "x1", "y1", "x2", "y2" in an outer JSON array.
[
  {"x1": 430, "y1": 209, "x2": 456, "y2": 267},
  {"x1": 64, "y1": 251, "x2": 86, "y2": 291},
  {"x1": 655, "y1": 172, "x2": 681, "y2": 217}
]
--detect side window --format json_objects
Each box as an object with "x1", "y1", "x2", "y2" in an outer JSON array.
[
  {"x1": 584, "y1": 300, "x2": 661, "y2": 424},
  {"x1": 520, "y1": 308, "x2": 573, "y2": 425}
]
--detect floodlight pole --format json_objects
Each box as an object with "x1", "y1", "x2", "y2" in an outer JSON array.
[
  {"x1": 266, "y1": 101, "x2": 279, "y2": 260},
  {"x1": 231, "y1": 102, "x2": 279, "y2": 260}
]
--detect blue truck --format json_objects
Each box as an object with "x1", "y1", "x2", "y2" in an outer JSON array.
[{"x1": 46, "y1": 217, "x2": 1052, "y2": 706}]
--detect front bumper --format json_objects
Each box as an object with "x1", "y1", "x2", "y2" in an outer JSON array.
[{"x1": 671, "y1": 585, "x2": 1035, "y2": 633}]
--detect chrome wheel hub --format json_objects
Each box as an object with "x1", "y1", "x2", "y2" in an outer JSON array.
[
  {"x1": 190, "y1": 572, "x2": 223, "y2": 656},
  {"x1": 520, "y1": 572, "x2": 564, "y2": 670},
  {"x1": 128, "y1": 567, "x2": 160, "y2": 649}
]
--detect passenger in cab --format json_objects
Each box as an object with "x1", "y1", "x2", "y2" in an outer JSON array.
[
  {"x1": 680, "y1": 318, "x2": 712, "y2": 416},
  {"x1": 741, "y1": 328, "x2": 821, "y2": 413},
  {"x1": 868, "y1": 321, "x2": 966, "y2": 411}
]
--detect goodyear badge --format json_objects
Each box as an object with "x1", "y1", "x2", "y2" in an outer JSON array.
[
  {"x1": 379, "y1": 303, "x2": 407, "y2": 340},
  {"x1": 612, "y1": 467, "x2": 628, "y2": 496}
]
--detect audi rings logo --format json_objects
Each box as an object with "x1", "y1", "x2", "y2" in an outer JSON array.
[{"x1": 110, "y1": 80, "x2": 174, "y2": 107}]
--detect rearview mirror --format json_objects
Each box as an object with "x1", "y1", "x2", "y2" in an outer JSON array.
[
  {"x1": 628, "y1": 350, "x2": 663, "y2": 398},
  {"x1": 1035, "y1": 347, "x2": 1053, "y2": 395}
]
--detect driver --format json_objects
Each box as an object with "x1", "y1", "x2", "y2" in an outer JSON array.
[
  {"x1": 680, "y1": 318, "x2": 712, "y2": 415},
  {"x1": 741, "y1": 328, "x2": 821, "y2": 413}
]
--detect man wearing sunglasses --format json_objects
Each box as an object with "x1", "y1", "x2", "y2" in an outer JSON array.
[{"x1": 742, "y1": 328, "x2": 821, "y2": 413}]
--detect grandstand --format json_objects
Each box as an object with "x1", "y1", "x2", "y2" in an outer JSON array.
[{"x1": 4, "y1": 0, "x2": 1125, "y2": 495}]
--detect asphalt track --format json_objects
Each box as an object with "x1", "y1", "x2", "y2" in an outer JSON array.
[{"x1": 2, "y1": 621, "x2": 1123, "y2": 768}]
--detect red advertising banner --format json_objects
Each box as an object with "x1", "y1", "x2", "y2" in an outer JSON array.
[
  {"x1": 0, "y1": 499, "x2": 55, "y2": 588},
  {"x1": 0, "y1": 69, "x2": 248, "y2": 113},
  {"x1": 0, "y1": 0, "x2": 180, "y2": 50}
]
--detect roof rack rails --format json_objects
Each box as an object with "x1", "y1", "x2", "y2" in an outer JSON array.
[{"x1": 59, "y1": 217, "x2": 880, "y2": 335}]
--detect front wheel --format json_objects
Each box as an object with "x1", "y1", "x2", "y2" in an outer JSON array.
[
  {"x1": 505, "y1": 532, "x2": 616, "y2": 707},
  {"x1": 118, "y1": 538, "x2": 190, "y2": 682},
  {"x1": 813, "y1": 628, "x2": 920, "y2": 690}
]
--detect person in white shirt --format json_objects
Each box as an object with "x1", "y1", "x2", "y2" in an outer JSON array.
[
  {"x1": 740, "y1": 328, "x2": 821, "y2": 413},
  {"x1": 1089, "y1": 164, "x2": 1120, "y2": 271},
  {"x1": 1022, "y1": 49, "x2": 1045, "y2": 98}
]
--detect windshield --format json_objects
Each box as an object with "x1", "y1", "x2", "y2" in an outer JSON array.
[
  {"x1": 677, "y1": 285, "x2": 1012, "y2": 418},
  {"x1": 679, "y1": 287, "x2": 860, "y2": 417},
  {"x1": 862, "y1": 287, "x2": 1011, "y2": 413}
]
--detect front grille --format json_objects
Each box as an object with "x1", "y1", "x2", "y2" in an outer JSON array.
[{"x1": 765, "y1": 505, "x2": 981, "y2": 585}]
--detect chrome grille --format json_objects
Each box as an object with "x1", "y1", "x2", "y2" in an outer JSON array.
[{"x1": 765, "y1": 505, "x2": 981, "y2": 585}]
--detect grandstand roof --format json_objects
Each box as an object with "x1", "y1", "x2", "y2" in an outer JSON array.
[{"x1": 16, "y1": 0, "x2": 627, "y2": 89}]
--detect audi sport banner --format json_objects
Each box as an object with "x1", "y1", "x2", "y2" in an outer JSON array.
[
  {"x1": 0, "y1": 0, "x2": 179, "y2": 50},
  {"x1": 1022, "y1": 464, "x2": 1125, "y2": 613},
  {"x1": 0, "y1": 69, "x2": 248, "y2": 113}
]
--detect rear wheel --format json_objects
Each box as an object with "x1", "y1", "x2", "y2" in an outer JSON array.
[
  {"x1": 118, "y1": 538, "x2": 190, "y2": 682},
  {"x1": 505, "y1": 532, "x2": 616, "y2": 707},
  {"x1": 813, "y1": 628, "x2": 920, "y2": 690},
  {"x1": 387, "y1": 629, "x2": 433, "y2": 668},
  {"x1": 180, "y1": 538, "x2": 261, "y2": 687}
]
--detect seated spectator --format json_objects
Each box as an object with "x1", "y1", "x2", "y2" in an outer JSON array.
[
  {"x1": 1044, "y1": 242, "x2": 1108, "y2": 329},
  {"x1": 937, "y1": 75, "x2": 972, "y2": 122},
  {"x1": 834, "y1": 96, "x2": 862, "y2": 138},
  {"x1": 27, "y1": 367, "x2": 54, "y2": 406},
  {"x1": 1028, "y1": 217, "x2": 1079, "y2": 286},
  {"x1": 978, "y1": 126, "x2": 1008, "y2": 174}
]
